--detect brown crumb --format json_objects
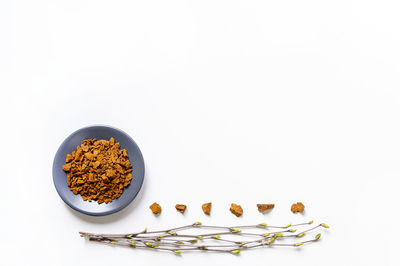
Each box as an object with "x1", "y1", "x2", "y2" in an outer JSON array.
[
  {"x1": 202, "y1": 202, "x2": 212, "y2": 215},
  {"x1": 291, "y1": 202, "x2": 305, "y2": 213},
  {"x1": 150, "y1": 202, "x2": 162, "y2": 215},
  {"x1": 175, "y1": 204, "x2": 187, "y2": 214},
  {"x1": 230, "y1": 203, "x2": 243, "y2": 217},
  {"x1": 257, "y1": 204, "x2": 275, "y2": 213},
  {"x1": 65, "y1": 154, "x2": 73, "y2": 163},
  {"x1": 62, "y1": 137, "x2": 132, "y2": 204}
]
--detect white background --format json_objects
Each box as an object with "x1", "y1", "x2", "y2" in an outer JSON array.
[{"x1": 1, "y1": 0, "x2": 399, "y2": 265}]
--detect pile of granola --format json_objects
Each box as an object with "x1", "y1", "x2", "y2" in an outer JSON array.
[{"x1": 62, "y1": 137, "x2": 132, "y2": 204}]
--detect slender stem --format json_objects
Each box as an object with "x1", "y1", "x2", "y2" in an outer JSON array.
[
  {"x1": 79, "y1": 222, "x2": 313, "y2": 239},
  {"x1": 81, "y1": 221, "x2": 328, "y2": 254}
]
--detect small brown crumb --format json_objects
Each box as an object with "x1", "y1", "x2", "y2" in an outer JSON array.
[
  {"x1": 175, "y1": 204, "x2": 187, "y2": 214},
  {"x1": 202, "y1": 202, "x2": 212, "y2": 215},
  {"x1": 65, "y1": 154, "x2": 73, "y2": 163},
  {"x1": 230, "y1": 203, "x2": 243, "y2": 217},
  {"x1": 257, "y1": 204, "x2": 275, "y2": 213},
  {"x1": 62, "y1": 163, "x2": 72, "y2": 172},
  {"x1": 291, "y1": 202, "x2": 305, "y2": 213},
  {"x1": 150, "y1": 202, "x2": 162, "y2": 215}
]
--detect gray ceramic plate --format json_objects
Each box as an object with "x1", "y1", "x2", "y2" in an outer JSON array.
[{"x1": 52, "y1": 125, "x2": 145, "y2": 216}]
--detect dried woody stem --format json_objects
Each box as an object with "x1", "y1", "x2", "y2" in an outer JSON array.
[{"x1": 79, "y1": 221, "x2": 329, "y2": 255}]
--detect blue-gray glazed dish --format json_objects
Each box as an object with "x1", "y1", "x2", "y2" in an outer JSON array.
[{"x1": 52, "y1": 125, "x2": 145, "y2": 216}]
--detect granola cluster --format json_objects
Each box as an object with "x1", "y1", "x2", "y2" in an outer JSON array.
[{"x1": 62, "y1": 137, "x2": 133, "y2": 204}]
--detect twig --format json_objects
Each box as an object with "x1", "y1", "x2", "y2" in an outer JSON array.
[{"x1": 80, "y1": 221, "x2": 329, "y2": 255}]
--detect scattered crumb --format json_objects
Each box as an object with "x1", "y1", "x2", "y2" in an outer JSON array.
[
  {"x1": 230, "y1": 203, "x2": 243, "y2": 217},
  {"x1": 291, "y1": 202, "x2": 305, "y2": 213},
  {"x1": 257, "y1": 204, "x2": 275, "y2": 213},
  {"x1": 150, "y1": 202, "x2": 162, "y2": 215},
  {"x1": 175, "y1": 204, "x2": 187, "y2": 214},
  {"x1": 202, "y1": 202, "x2": 212, "y2": 215}
]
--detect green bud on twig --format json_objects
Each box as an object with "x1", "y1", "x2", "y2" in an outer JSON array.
[
  {"x1": 309, "y1": 220, "x2": 314, "y2": 224},
  {"x1": 266, "y1": 238, "x2": 275, "y2": 245},
  {"x1": 81, "y1": 220, "x2": 327, "y2": 254},
  {"x1": 231, "y1": 249, "x2": 241, "y2": 255}
]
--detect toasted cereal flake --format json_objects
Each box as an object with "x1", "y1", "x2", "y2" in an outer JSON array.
[
  {"x1": 175, "y1": 204, "x2": 187, "y2": 214},
  {"x1": 202, "y1": 202, "x2": 212, "y2": 215},
  {"x1": 230, "y1": 203, "x2": 243, "y2": 217},
  {"x1": 150, "y1": 202, "x2": 162, "y2": 215},
  {"x1": 291, "y1": 202, "x2": 305, "y2": 213},
  {"x1": 257, "y1": 204, "x2": 275, "y2": 213}
]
